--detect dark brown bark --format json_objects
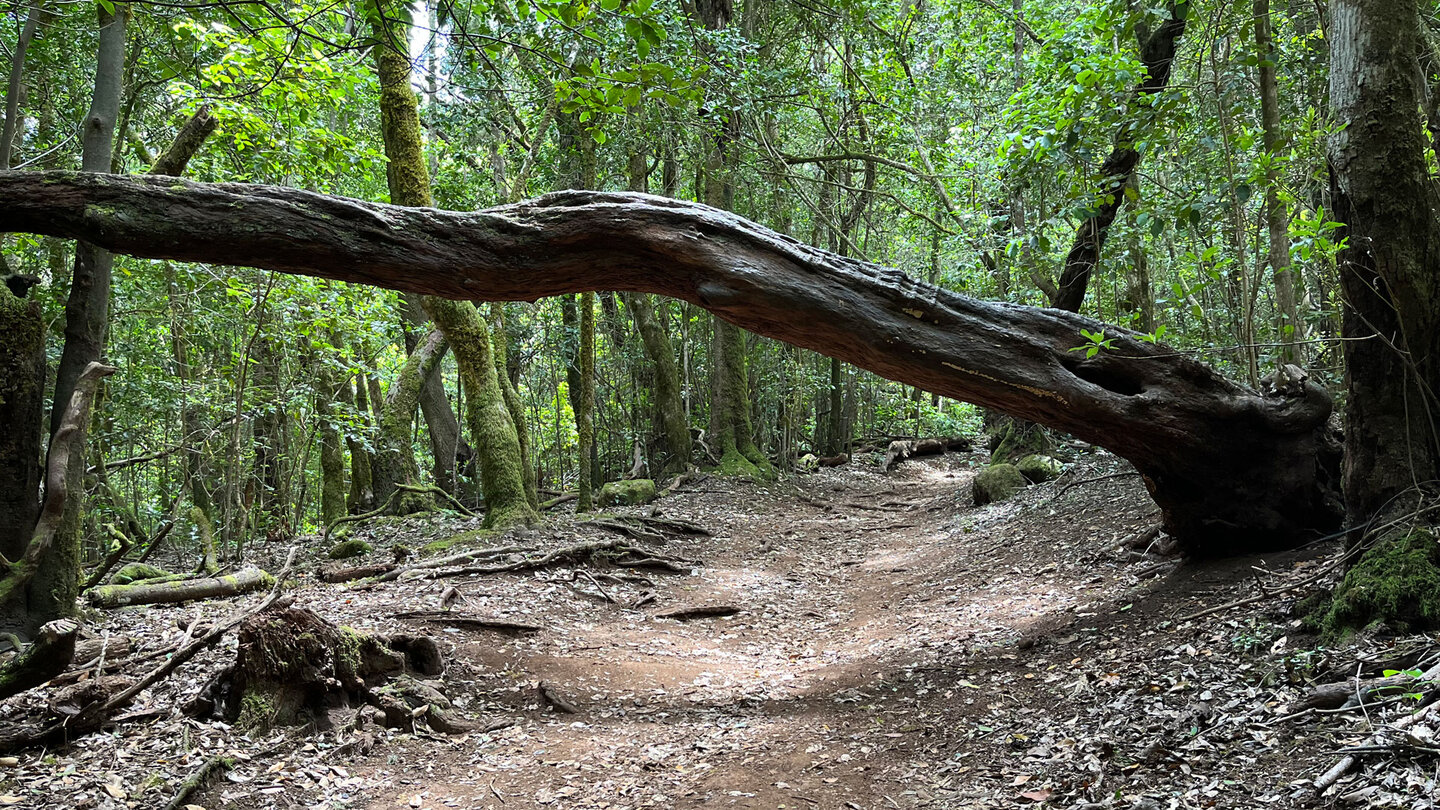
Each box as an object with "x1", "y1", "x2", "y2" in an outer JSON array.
[
  {"x1": 1328, "y1": 0, "x2": 1440, "y2": 525},
  {"x1": 0, "y1": 286, "x2": 44, "y2": 574},
  {"x1": 148, "y1": 105, "x2": 217, "y2": 177},
  {"x1": 0, "y1": 173, "x2": 1344, "y2": 552},
  {"x1": 1051, "y1": 4, "x2": 1188, "y2": 313}
]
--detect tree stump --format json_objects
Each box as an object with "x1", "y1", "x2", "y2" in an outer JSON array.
[{"x1": 189, "y1": 605, "x2": 447, "y2": 732}]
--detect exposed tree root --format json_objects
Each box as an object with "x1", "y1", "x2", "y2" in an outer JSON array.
[
  {"x1": 160, "y1": 754, "x2": 232, "y2": 810},
  {"x1": 0, "y1": 619, "x2": 78, "y2": 700}
]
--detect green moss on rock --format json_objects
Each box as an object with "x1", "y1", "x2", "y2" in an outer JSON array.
[
  {"x1": 1321, "y1": 529, "x2": 1440, "y2": 639},
  {"x1": 1016, "y1": 454, "x2": 1063, "y2": 483},
  {"x1": 973, "y1": 463, "x2": 1028, "y2": 506},
  {"x1": 990, "y1": 421, "x2": 1052, "y2": 465},
  {"x1": 328, "y1": 539, "x2": 373, "y2": 560},
  {"x1": 598, "y1": 479, "x2": 657, "y2": 507}
]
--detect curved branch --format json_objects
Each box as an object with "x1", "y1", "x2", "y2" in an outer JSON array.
[{"x1": 0, "y1": 171, "x2": 1339, "y2": 550}]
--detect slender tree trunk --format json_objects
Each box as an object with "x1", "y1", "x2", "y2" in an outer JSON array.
[
  {"x1": 577, "y1": 291, "x2": 596, "y2": 510},
  {"x1": 1255, "y1": 0, "x2": 1300, "y2": 365},
  {"x1": 0, "y1": 0, "x2": 46, "y2": 170},
  {"x1": 372, "y1": 328, "x2": 447, "y2": 511},
  {"x1": 623, "y1": 293, "x2": 691, "y2": 474},
  {"x1": 343, "y1": 375, "x2": 375, "y2": 513},
  {"x1": 400, "y1": 293, "x2": 461, "y2": 494},
  {"x1": 369, "y1": 0, "x2": 535, "y2": 528},
  {"x1": 31, "y1": 3, "x2": 128, "y2": 630},
  {"x1": 1051, "y1": 3, "x2": 1187, "y2": 312},
  {"x1": 487, "y1": 303, "x2": 535, "y2": 506},
  {"x1": 315, "y1": 358, "x2": 346, "y2": 530}
]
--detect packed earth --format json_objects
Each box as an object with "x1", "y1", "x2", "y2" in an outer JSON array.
[{"x1": 2, "y1": 447, "x2": 1437, "y2": 810}]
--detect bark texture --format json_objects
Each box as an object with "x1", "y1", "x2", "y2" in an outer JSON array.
[
  {"x1": 369, "y1": 3, "x2": 534, "y2": 528},
  {"x1": 1327, "y1": 0, "x2": 1440, "y2": 525},
  {"x1": 0, "y1": 173, "x2": 1343, "y2": 552}
]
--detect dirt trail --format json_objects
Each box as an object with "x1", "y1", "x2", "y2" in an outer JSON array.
[
  {"x1": 331, "y1": 453, "x2": 1162, "y2": 810},
  {"x1": 8, "y1": 449, "x2": 1379, "y2": 810}
]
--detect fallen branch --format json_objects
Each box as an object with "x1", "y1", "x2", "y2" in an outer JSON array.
[
  {"x1": 87, "y1": 566, "x2": 273, "y2": 609},
  {"x1": 419, "y1": 540, "x2": 695, "y2": 580},
  {"x1": 394, "y1": 610, "x2": 544, "y2": 633},
  {"x1": 160, "y1": 754, "x2": 233, "y2": 810},
  {"x1": 654, "y1": 604, "x2": 741, "y2": 621},
  {"x1": 540, "y1": 492, "x2": 578, "y2": 510},
  {"x1": 882, "y1": 437, "x2": 970, "y2": 471},
  {"x1": 0, "y1": 619, "x2": 78, "y2": 700},
  {"x1": 582, "y1": 514, "x2": 712, "y2": 543},
  {"x1": 0, "y1": 549, "x2": 297, "y2": 753}
]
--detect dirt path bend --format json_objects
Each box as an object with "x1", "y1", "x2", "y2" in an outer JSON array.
[
  {"x1": 323, "y1": 451, "x2": 1166, "y2": 810},
  {"x1": 14, "y1": 449, "x2": 1363, "y2": 810}
]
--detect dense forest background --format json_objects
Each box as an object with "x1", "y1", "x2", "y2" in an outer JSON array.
[{"x1": 0, "y1": 0, "x2": 1424, "y2": 618}]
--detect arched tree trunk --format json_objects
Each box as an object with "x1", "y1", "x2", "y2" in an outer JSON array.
[{"x1": 0, "y1": 174, "x2": 1343, "y2": 554}]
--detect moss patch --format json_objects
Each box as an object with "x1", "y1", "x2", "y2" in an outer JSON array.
[
  {"x1": 110, "y1": 563, "x2": 171, "y2": 585},
  {"x1": 423, "y1": 528, "x2": 489, "y2": 555},
  {"x1": 715, "y1": 448, "x2": 770, "y2": 481},
  {"x1": 328, "y1": 539, "x2": 373, "y2": 560},
  {"x1": 598, "y1": 479, "x2": 657, "y2": 507},
  {"x1": 990, "y1": 421, "x2": 1052, "y2": 465},
  {"x1": 1016, "y1": 454, "x2": 1063, "y2": 483},
  {"x1": 973, "y1": 463, "x2": 1028, "y2": 506},
  {"x1": 1321, "y1": 529, "x2": 1440, "y2": 639}
]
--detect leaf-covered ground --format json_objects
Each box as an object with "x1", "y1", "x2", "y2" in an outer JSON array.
[{"x1": 3, "y1": 448, "x2": 1437, "y2": 809}]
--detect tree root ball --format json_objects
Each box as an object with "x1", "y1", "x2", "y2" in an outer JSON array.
[{"x1": 188, "y1": 605, "x2": 448, "y2": 733}]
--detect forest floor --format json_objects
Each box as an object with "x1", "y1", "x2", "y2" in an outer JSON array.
[{"x1": 4, "y1": 447, "x2": 1438, "y2": 810}]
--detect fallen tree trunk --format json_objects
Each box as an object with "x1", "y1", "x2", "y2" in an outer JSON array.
[
  {"x1": 0, "y1": 172, "x2": 1342, "y2": 553},
  {"x1": 883, "y1": 437, "x2": 971, "y2": 471},
  {"x1": 87, "y1": 566, "x2": 273, "y2": 608}
]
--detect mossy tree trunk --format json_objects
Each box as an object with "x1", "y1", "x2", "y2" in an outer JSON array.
[
  {"x1": 33, "y1": 3, "x2": 127, "y2": 631},
  {"x1": 622, "y1": 148, "x2": 691, "y2": 475},
  {"x1": 372, "y1": 327, "x2": 447, "y2": 513},
  {"x1": 488, "y1": 302, "x2": 536, "y2": 507},
  {"x1": 0, "y1": 284, "x2": 45, "y2": 635},
  {"x1": 623, "y1": 293, "x2": 691, "y2": 475},
  {"x1": 577, "y1": 291, "x2": 596, "y2": 511},
  {"x1": 370, "y1": 0, "x2": 536, "y2": 529},
  {"x1": 343, "y1": 372, "x2": 376, "y2": 514},
  {"x1": 400, "y1": 294, "x2": 462, "y2": 495}
]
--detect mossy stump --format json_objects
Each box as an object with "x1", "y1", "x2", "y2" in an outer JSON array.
[
  {"x1": 1319, "y1": 529, "x2": 1440, "y2": 639},
  {"x1": 973, "y1": 463, "x2": 1028, "y2": 506},
  {"x1": 189, "y1": 605, "x2": 447, "y2": 732},
  {"x1": 988, "y1": 419, "x2": 1052, "y2": 465}
]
